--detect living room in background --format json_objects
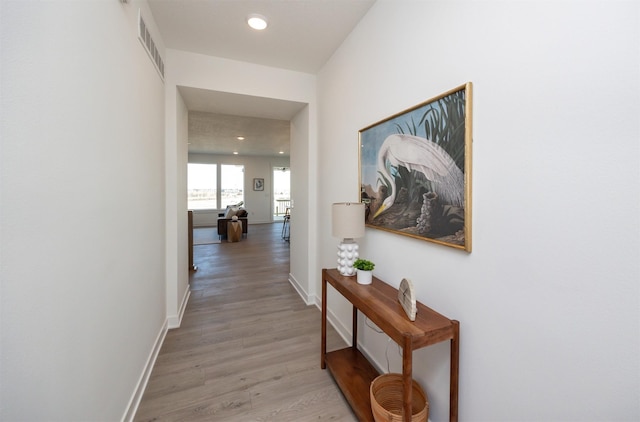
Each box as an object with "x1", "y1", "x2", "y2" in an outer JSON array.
[
  {"x1": 273, "y1": 167, "x2": 291, "y2": 217},
  {"x1": 187, "y1": 163, "x2": 217, "y2": 210}
]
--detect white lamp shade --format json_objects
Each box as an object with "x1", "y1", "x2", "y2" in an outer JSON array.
[{"x1": 332, "y1": 202, "x2": 365, "y2": 239}]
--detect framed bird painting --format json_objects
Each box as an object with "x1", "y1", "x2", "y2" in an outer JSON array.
[{"x1": 359, "y1": 82, "x2": 473, "y2": 252}]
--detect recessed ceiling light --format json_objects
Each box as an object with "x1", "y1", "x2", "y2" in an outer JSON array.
[
  {"x1": 233, "y1": 151, "x2": 239, "y2": 155},
  {"x1": 236, "y1": 136, "x2": 245, "y2": 140},
  {"x1": 247, "y1": 14, "x2": 268, "y2": 30},
  {"x1": 279, "y1": 151, "x2": 284, "y2": 154}
]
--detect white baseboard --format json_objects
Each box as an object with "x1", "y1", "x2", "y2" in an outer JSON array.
[
  {"x1": 167, "y1": 285, "x2": 191, "y2": 329},
  {"x1": 123, "y1": 287, "x2": 191, "y2": 420},
  {"x1": 288, "y1": 273, "x2": 313, "y2": 305},
  {"x1": 314, "y1": 298, "x2": 386, "y2": 375},
  {"x1": 315, "y1": 300, "x2": 352, "y2": 347},
  {"x1": 121, "y1": 319, "x2": 168, "y2": 422}
]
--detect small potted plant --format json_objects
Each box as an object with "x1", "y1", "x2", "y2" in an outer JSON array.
[{"x1": 353, "y1": 258, "x2": 375, "y2": 285}]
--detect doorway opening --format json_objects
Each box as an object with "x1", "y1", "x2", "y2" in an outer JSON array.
[{"x1": 273, "y1": 167, "x2": 290, "y2": 219}]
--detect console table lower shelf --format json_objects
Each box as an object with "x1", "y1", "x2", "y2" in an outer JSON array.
[
  {"x1": 325, "y1": 348, "x2": 380, "y2": 422},
  {"x1": 321, "y1": 268, "x2": 459, "y2": 422}
]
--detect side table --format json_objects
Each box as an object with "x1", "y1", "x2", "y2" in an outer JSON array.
[{"x1": 227, "y1": 220, "x2": 243, "y2": 242}]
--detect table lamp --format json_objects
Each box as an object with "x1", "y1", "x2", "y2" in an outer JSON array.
[{"x1": 332, "y1": 202, "x2": 365, "y2": 276}]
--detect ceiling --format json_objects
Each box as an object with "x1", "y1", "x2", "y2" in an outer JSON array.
[
  {"x1": 148, "y1": 0, "x2": 376, "y2": 157},
  {"x1": 180, "y1": 87, "x2": 306, "y2": 156}
]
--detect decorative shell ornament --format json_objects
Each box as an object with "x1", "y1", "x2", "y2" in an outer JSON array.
[{"x1": 397, "y1": 278, "x2": 417, "y2": 321}]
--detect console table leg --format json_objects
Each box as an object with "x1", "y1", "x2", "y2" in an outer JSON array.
[
  {"x1": 352, "y1": 306, "x2": 358, "y2": 349},
  {"x1": 450, "y1": 320, "x2": 460, "y2": 422},
  {"x1": 402, "y1": 337, "x2": 412, "y2": 422},
  {"x1": 321, "y1": 276, "x2": 327, "y2": 369}
]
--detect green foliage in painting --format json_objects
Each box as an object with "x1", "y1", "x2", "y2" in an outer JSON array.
[{"x1": 388, "y1": 89, "x2": 466, "y2": 206}]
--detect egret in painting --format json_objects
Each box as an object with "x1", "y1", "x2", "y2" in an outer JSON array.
[{"x1": 372, "y1": 134, "x2": 464, "y2": 219}]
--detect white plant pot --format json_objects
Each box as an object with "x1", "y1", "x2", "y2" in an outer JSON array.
[{"x1": 356, "y1": 269, "x2": 373, "y2": 285}]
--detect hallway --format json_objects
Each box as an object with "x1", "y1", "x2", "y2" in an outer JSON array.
[{"x1": 134, "y1": 223, "x2": 355, "y2": 421}]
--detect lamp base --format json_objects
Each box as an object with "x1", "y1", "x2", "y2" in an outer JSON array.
[{"x1": 336, "y1": 238, "x2": 359, "y2": 277}]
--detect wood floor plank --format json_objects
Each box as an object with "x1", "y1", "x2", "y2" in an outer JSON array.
[{"x1": 134, "y1": 223, "x2": 356, "y2": 422}]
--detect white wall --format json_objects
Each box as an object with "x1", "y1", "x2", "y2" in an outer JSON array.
[
  {"x1": 165, "y1": 49, "x2": 317, "y2": 307},
  {"x1": 165, "y1": 88, "x2": 190, "y2": 329},
  {"x1": 317, "y1": 1, "x2": 640, "y2": 420},
  {"x1": 290, "y1": 105, "x2": 316, "y2": 303},
  {"x1": 1, "y1": 1, "x2": 167, "y2": 420},
  {"x1": 188, "y1": 153, "x2": 290, "y2": 226}
]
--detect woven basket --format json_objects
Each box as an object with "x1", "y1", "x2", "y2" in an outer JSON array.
[{"x1": 370, "y1": 373, "x2": 428, "y2": 422}]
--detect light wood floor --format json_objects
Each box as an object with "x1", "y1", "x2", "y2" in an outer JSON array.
[{"x1": 134, "y1": 223, "x2": 356, "y2": 421}]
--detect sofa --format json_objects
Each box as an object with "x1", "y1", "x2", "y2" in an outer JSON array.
[{"x1": 217, "y1": 206, "x2": 248, "y2": 239}]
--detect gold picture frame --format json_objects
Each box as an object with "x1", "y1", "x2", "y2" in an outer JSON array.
[{"x1": 359, "y1": 82, "x2": 473, "y2": 252}]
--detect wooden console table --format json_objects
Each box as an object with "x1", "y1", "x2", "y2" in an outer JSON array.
[{"x1": 321, "y1": 268, "x2": 459, "y2": 422}]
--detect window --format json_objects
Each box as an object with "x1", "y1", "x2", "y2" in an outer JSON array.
[
  {"x1": 188, "y1": 163, "x2": 216, "y2": 210},
  {"x1": 220, "y1": 165, "x2": 244, "y2": 208},
  {"x1": 188, "y1": 163, "x2": 244, "y2": 210}
]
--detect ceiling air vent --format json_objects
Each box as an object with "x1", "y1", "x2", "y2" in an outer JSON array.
[{"x1": 138, "y1": 9, "x2": 164, "y2": 81}]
